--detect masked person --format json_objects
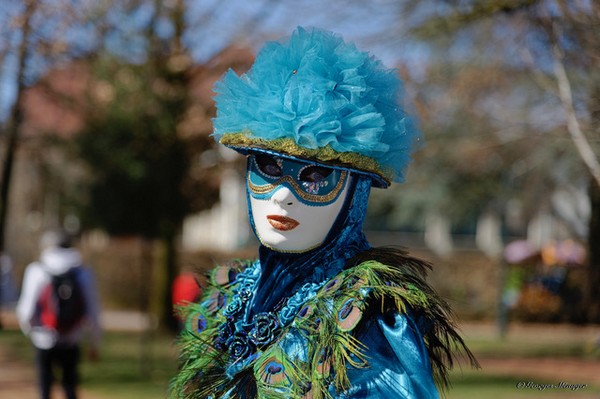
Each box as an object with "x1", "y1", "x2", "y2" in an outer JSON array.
[{"x1": 171, "y1": 27, "x2": 476, "y2": 399}]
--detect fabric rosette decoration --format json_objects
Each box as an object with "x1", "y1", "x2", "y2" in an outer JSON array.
[
  {"x1": 227, "y1": 332, "x2": 256, "y2": 361},
  {"x1": 249, "y1": 313, "x2": 280, "y2": 347}
]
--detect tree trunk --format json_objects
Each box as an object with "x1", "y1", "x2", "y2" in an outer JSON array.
[
  {"x1": 587, "y1": 178, "x2": 600, "y2": 323},
  {"x1": 139, "y1": 236, "x2": 154, "y2": 375},
  {"x1": 587, "y1": 84, "x2": 600, "y2": 323},
  {"x1": 0, "y1": 1, "x2": 34, "y2": 252},
  {"x1": 162, "y1": 231, "x2": 179, "y2": 332},
  {"x1": 0, "y1": 0, "x2": 35, "y2": 330}
]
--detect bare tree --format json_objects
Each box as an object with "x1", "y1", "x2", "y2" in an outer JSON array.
[
  {"x1": 398, "y1": 0, "x2": 600, "y2": 321},
  {"x1": 0, "y1": 0, "x2": 36, "y2": 329}
]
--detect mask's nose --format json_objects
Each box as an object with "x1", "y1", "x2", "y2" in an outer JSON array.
[{"x1": 271, "y1": 186, "x2": 295, "y2": 207}]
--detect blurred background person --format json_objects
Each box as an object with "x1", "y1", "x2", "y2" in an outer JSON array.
[
  {"x1": 1, "y1": 252, "x2": 18, "y2": 307},
  {"x1": 16, "y1": 230, "x2": 101, "y2": 399},
  {"x1": 172, "y1": 271, "x2": 202, "y2": 331}
]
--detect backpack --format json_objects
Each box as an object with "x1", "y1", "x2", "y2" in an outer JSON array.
[{"x1": 35, "y1": 267, "x2": 86, "y2": 334}]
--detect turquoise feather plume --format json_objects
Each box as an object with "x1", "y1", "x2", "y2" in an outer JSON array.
[{"x1": 212, "y1": 26, "x2": 422, "y2": 185}]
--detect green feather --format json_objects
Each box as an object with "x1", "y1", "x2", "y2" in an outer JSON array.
[{"x1": 170, "y1": 248, "x2": 478, "y2": 398}]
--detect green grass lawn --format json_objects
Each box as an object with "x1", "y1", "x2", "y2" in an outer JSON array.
[
  {"x1": 447, "y1": 370, "x2": 599, "y2": 399},
  {"x1": 81, "y1": 330, "x2": 178, "y2": 399},
  {"x1": 2, "y1": 323, "x2": 599, "y2": 399},
  {"x1": 445, "y1": 324, "x2": 600, "y2": 399}
]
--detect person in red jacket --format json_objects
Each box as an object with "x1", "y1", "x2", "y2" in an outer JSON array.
[{"x1": 172, "y1": 272, "x2": 202, "y2": 329}]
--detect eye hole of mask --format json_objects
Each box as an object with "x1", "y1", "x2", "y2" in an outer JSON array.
[
  {"x1": 299, "y1": 166, "x2": 333, "y2": 183},
  {"x1": 255, "y1": 154, "x2": 282, "y2": 178}
]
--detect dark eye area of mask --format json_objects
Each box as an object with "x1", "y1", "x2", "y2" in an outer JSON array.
[
  {"x1": 299, "y1": 166, "x2": 333, "y2": 183},
  {"x1": 255, "y1": 154, "x2": 282, "y2": 177}
]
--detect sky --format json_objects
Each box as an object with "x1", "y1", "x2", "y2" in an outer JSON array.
[{"x1": 0, "y1": 0, "x2": 428, "y2": 122}]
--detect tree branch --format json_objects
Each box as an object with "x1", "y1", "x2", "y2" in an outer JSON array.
[{"x1": 552, "y1": 42, "x2": 600, "y2": 188}]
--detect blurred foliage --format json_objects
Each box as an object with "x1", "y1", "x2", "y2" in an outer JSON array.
[
  {"x1": 414, "y1": 0, "x2": 600, "y2": 323},
  {"x1": 4, "y1": 0, "x2": 600, "y2": 326},
  {"x1": 368, "y1": 0, "x2": 600, "y2": 323},
  {"x1": 56, "y1": 0, "x2": 222, "y2": 330},
  {"x1": 370, "y1": 0, "x2": 597, "y2": 238},
  {"x1": 74, "y1": 60, "x2": 191, "y2": 238}
]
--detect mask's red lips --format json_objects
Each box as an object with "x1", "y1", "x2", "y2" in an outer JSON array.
[{"x1": 267, "y1": 215, "x2": 300, "y2": 231}]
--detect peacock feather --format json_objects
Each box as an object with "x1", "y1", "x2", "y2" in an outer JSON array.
[
  {"x1": 170, "y1": 248, "x2": 478, "y2": 398},
  {"x1": 345, "y1": 247, "x2": 480, "y2": 390}
]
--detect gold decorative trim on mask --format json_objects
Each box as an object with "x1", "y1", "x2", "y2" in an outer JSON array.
[
  {"x1": 221, "y1": 132, "x2": 393, "y2": 186},
  {"x1": 248, "y1": 170, "x2": 348, "y2": 203}
]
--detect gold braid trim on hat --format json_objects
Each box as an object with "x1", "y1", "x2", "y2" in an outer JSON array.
[{"x1": 220, "y1": 132, "x2": 394, "y2": 185}]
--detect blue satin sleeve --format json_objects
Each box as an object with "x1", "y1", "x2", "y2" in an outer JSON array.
[{"x1": 334, "y1": 312, "x2": 440, "y2": 399}]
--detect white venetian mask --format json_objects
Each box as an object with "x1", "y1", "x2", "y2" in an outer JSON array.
[{"x1": 247, "y1": 154, "x2": 350, "y2": 252}]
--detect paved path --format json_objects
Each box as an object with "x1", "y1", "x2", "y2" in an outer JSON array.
[
  {"x1": 0, "y1": 308, "x2": 147, "y2": 399},
  {"x1": 0, "y1": 345, "x2": 103, "y2": 399}
]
